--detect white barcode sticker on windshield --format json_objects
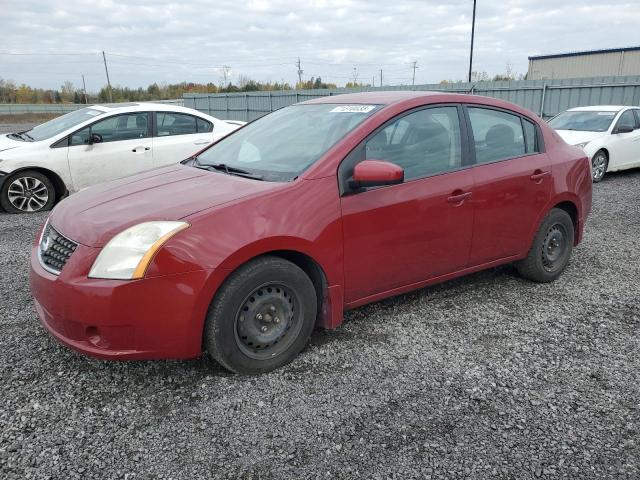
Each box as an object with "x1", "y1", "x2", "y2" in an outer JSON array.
[{"x1": 330, "y1": 105, "x2": 376, "y2": 113}]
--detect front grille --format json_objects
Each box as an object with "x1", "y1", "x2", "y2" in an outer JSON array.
[{"x1": 39, "y1": 223, "x2": 77, "y2": 274}]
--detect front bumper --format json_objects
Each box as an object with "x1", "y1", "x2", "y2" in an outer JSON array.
[{"x1": 29, "y1": 243, "x2": 213, "y2": 360}]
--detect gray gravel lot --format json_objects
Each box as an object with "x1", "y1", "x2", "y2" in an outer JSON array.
[{"x1": 1, "y1": 165, "x2": 639, "y2": 479}]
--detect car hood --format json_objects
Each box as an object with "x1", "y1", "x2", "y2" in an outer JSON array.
[
  {"x1": 554, "y1": 130, "x2": 605, "y2": 146},
  {"x1": 50, "y1": 164, "x2": 283, "y2": 247},
  {"x1": 0, "y1": 134, "x2": 27, "y2": 153}
]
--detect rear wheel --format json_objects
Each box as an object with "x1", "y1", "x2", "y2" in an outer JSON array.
[
  {"x1": 591, "y1": 150, "x2": 608, "y2": 183},
  {"x1": 0, "y1": 170, "x2": 56, "y2": 213},
  {"x1": 516, "y1": 208, "x2": 574, "y2": 283},
  {"x1": 204, "y1": 256, "x2": 317, "y2": 374}
]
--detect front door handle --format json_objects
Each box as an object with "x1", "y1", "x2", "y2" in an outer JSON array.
[
  {"x1": 194, "y1": 140, "x2": 210, "y2": 145},
  {"x1": 447, "y1": 191, "x2": 472, "y2": 204},
  {"x1": 132, "y1": 146, "x2": 151, "y2": 152},
  {"x1": 530, "y1": 170, "x2": 550, "y2": 182}
]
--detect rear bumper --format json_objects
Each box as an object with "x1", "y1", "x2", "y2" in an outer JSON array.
[{"x1": 29, "y1": 243, "x2": 213, "y2": 360}]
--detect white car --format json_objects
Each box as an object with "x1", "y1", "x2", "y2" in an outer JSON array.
[
  {"x1": 549, "y1": 105, "x2": 640, "y2": 182},
  {"x1": 0, "y1": 103, "x2": 244, "y2": 213}
]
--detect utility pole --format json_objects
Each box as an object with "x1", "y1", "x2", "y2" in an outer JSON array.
[
  {"x1": 102, "y1": 51, "x2": 113, "y2": 103},
  {"x1": 380, "y1": 69, "x2": 383, "y2": 87},
  {"x1": 468, "y1": 0, "x2": 477, "y2": 83},
  {"x1": 411, "y1": 61, "x2": 418, "y2": 87},
  {"x1": 372, "y1": 76, "x2": 375, "y2": 87},
  {"x1": 221, "y1": 65, "x2": 230, "y2": 86},
  {"x1": 352, "y1": 66, "x2": 358, "y2": 85},
  {"x1": 296, "y1": 57, "x2": 303, "y2": 87},
  {"x1": 81, "y1": 74, "x2": 88, "y2": 104}
]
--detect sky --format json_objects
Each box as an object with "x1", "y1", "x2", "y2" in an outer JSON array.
[{"x1": 1, "y1": 0, "x2": 639, "y2": 92}]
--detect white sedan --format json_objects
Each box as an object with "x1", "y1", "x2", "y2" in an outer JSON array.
[
  {"x1": 549, "y1": 105, "x2": 640, "y2": 182},
  {"x1": 0, "y1": 103, "x2": 244, "y2": 213}
]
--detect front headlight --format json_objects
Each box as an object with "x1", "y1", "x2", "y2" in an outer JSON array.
[
  {"x1": 574, "y1": 141, "x2": 590, "y2": 149},
  {"x1": 89, "y1": 221, "x2": 189, "y2": 280}
]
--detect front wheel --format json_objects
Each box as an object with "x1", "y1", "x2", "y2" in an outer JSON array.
[
  {"x1": 204, "y1": 256, "x2": 317, "y2": 374},
  {"x1": 516, "y1": 208, "x2": 574, "y2": 283},
  {"x1": 0, "y1": 170, "x2": 56, "y2": 213},
  {"x1": 591, "y1": 150, "x2": 608, "y2": 183}
]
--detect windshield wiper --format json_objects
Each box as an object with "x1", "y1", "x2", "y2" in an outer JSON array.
[
  {"x1": 9, "y1": 132, "x2": 33, "y2": 141},
  {"x1": 194, "y1": 162, "x2": 263, "y2": 180},
  {"x1": 20, "y1": 131, "x2": 35, "y2": 141}
]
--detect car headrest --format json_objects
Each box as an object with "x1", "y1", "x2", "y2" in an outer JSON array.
[{"x1": 485, "y1": 124, "x2": 514, "y2": 147}]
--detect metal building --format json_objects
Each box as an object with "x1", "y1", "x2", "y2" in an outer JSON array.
[{"x1": 528, "y1": 46, "x2": 640, "y2": 80}]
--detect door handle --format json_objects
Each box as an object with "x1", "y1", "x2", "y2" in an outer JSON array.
[
  {"x1": 132, "y1": 147, "x2": 151, "y2": 152},
  {"x1": 194, "y1": 140, "x2": 210, "y2": 145},
  {"x1": 530, "y1": 170, "x2": 550, "y2": 182},
  {"x1": 447, "y1": 191, "x2": 472, "y2": 204}
]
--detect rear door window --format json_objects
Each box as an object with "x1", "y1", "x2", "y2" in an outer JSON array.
[
  {"x1": 157, "y1": 113, "x2": 198, "y2": 136},
  {"x1": 468, "y1": 108, "x2": 526, "y2": 163}
]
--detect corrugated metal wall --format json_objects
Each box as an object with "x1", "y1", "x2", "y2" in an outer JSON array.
[
  {"x1": 528, "y1": 51, "x2": 640, "y2": 80},
  {"x1": 184, "y1": 76, "x2": 640, "y2": 122}
]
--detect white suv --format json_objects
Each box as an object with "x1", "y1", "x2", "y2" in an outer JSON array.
[{"x1": 0, "y1": 103, "x2": 243, "y2": 213}]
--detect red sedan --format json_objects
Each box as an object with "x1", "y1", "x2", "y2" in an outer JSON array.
[{"x1": 30, "y1": 92, "x2": 592, "y2": 374}]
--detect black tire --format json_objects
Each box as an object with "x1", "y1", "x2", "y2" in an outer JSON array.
[
  {"x1": 204, "y1": 256, "x2": 317, "y2": 374},
  {"x1": 591, "y1": 149, "x2": 608, "y2": 183},
  {"x1": 0, "y1": 170, "x2": 56, "y2": 214},
  {"x1": 516, "y1": 208, "x2": 574, "y2": 283}
]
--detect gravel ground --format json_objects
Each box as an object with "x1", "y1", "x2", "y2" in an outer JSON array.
[{"x1": 0, "y1": 167, "x2": 639, "y2": 479}]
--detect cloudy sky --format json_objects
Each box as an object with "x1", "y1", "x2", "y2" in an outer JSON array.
[{"x1": 1, "y1": 0, "x2": 639, "y2": 91}]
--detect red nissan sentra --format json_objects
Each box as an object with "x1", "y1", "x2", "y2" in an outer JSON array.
[{"x1": 29, "y1": 92, "x2": 592, "y2": 374}]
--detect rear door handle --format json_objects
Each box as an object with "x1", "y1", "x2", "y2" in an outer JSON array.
[
  {"x1": 132, "y1": 146, "x2": 151, "y2": 152},
  {"x1": 530, "y1": 170, "x2": 550, "y2": 182},
  {"x1": 194, "y1": 140, "x2": 210, "y2": 145},
  {"x1": 447, "y1": 191, "x2": 472, "y2": 204}
]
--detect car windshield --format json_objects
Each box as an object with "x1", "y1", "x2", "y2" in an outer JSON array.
[
  {"x1": 195, "y1": 104, "x2": 380, "y2": 181},
  {"x1": 549, "y1": 110, "x2": 617, "y2": 132},
  {"x1": 25, "y1": 108, "x2": 105, "y2": 141}
]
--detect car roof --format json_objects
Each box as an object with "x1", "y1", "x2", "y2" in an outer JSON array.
[
  {"x1": 566, "y1": 105, "x2": 630, "y2": 112},
  {"x1": 300, "y1": 90, "x2": 541, "y2": 121},
  {"x1": 89, "y1": 103, "x2": 210, "y2": 115},
  {"x1": 301, "y1": 90, "x2": 455, "y2": 106}
]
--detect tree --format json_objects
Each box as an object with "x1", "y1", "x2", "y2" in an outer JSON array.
[{"x1": 60, "y1": 80, "x2": 75, "y2": 102}]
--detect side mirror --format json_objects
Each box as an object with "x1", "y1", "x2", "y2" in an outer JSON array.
[
  {"x1": 616, "y1": 125, "x2": 634, "y2": 134},
  {"x1": 88, "y1": 133, "x2": 103, "y2": 145},
  {"x1": 350, "y1": 160, "x2": 404, "y2": 189}
]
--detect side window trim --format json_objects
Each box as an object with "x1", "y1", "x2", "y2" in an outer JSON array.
[
  {"x1": 67, "y1": 112, "x2": 151, "y2": 145},
  {"x1": 462, "y1": 104, "x2": 545, "y2": 167},
  {"x1": 338, "y1": 103, "x2": 471, "y2": 196}
]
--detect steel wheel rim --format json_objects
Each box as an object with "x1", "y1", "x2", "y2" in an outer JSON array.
[
  {"x1": 541, "y1": 223, "x2": 568, "y2": 272},
  {"x1": 234, "y1": 282, "x2": 302, "y2": 360},
  {"x1": 7, "y1": 176, "x2": 49, "y2": 212},
  {"x1": 592, "y1": 153, "x2": 606, "y2": 181}
]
